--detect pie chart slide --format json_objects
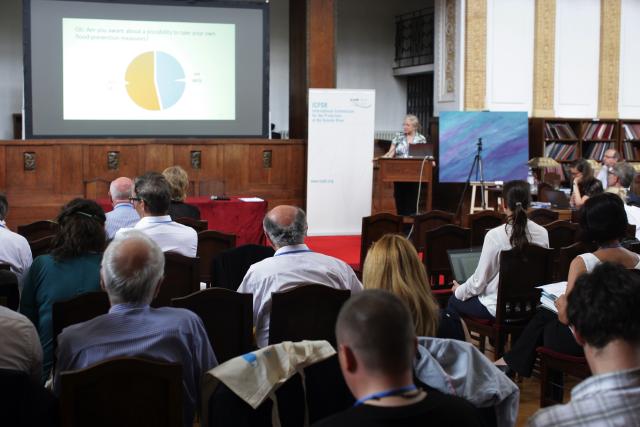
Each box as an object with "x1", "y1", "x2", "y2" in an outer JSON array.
[{"x1": 125, "y1": 51, "x2": 186, "y2": 110}]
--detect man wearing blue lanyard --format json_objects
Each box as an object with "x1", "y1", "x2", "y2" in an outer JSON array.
[
  {"x1": 238, "y1": 205, "x2": 362, "y2": 347},
  {"x1": 313, "y1": 290, "x2": 481, "y2": 427}
]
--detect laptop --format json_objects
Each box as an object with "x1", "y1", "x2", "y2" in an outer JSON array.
[
  {"x1": 544, "y1": 190, "x2": 571, "y2": 209},
  {"x1": 447, "y1": 247, "x2": 483, "y2": 283},
  {"x1": 408, "y1": 143, "x2": 433, "y2": 159}
]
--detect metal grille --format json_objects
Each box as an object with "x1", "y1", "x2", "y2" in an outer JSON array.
[
  {"x1": 394, "y1": 7, "x2": 434, "y2": 68},
  {"x1": 407, "y1": 74, "x2": 433, "y2": 136}
]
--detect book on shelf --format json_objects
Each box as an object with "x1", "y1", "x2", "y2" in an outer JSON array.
[
  {"x1": 544, "y1": 141, "x2": 577, "y2": 161},
  {"x1": 584, "y1": 142, "x2": 612, "y2": 160},
  {"x1": 545, "y1": 122, "x2": 577, "y2": 140},
  {"x1": 622, "y1": 123, "x2": 640, "y2": 141},
  {"x1": 583, "y1": 122, "x2": 614, "y2": 140},
  {"x1": 623, "y1": 141, "x2": 640, "y2": 160}
]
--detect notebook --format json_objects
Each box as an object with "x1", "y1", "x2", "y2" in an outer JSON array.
[
  {"x1": 447, "y1": 247, "x2": 483, "y2": 283},
  {"x1": 544, "y1": 190, "x2": 571, "y2": 209}
]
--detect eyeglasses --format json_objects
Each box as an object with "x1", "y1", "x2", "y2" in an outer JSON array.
[{"x1": 129, "y1": 197, "x2": 142, "y2": 203}]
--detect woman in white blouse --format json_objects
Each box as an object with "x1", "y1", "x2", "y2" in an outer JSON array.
[{"x1": 448, "y1": 180, "x2": 550, "y2": 319}]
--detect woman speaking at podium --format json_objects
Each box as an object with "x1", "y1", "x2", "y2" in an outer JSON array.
[{"x1": 382, "y1": 114, "x2": 428, "y2": 216}]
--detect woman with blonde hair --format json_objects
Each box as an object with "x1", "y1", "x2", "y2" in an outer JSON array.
[
  {"x1": 162, "y1": 165, "x2": 201, "y2": 220},
  {"x1": 362, "y1": 233, "x2": 440, "y2": 337}
]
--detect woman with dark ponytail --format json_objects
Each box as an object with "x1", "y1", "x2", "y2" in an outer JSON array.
[{"x1": 448, "y1": 180, "x2": 550, "y2": 320}]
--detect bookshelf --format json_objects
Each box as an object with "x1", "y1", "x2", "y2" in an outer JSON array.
[
  {"x1": 530, "y1": 118, "x2": 583, "y2": 182},
  {"x1": 620, "y1": 120, "x2": 640, "y2": 161},
  {"x1": 581, "y1": 119, "x2": 617, "y2": 161}
]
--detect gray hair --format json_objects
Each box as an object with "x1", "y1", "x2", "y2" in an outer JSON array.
[
  {"x1": 101, "y1": 230, "x2": 165, "y2": 305},
  {"x1": 134, "y1": 172, "x2": 171, "y2": 215},
  {"x1": 263, "y1": 208, "x2": 307, "y2": 247},
  {"x1": 0, "y1": 194, "x2": 7, "y2": 221},
  {"x1": 612, "y1": 162, "x2": 635, "y2": 188},
  {"x1": 109, "y1": 179, "x2": 133, "y2": 201}
]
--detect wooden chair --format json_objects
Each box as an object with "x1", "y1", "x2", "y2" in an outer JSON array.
[
  {"x1": 543, "y1": 220, "x2": 579, "y2": 249},
  {"x1": 0, "y1": 270, "x2": 19, "y2": 311},
  {"x1": 0, "y1": 368, "x2": 58, "y2": 427},
  {"x1": 268, "y1": 284, "x2": 351, "y2": 347},
  {"x1": 467, "y1": 211, "x2": 505, "y2": 246},
  {"x1": 537, "y1": 182, "x2": 555, "y2": 202},
  {"x1": 410, "y1": 210, "x2": 454, "y2": 253},
  {"x1": 537, "y1": 347, "x2": 591, "y2": 407},
  {"x1": 423, "y1": 225, "x2": 471, "y2": 288},
  {"x1": 462, "y1": 244, "x2": 554, "y2": 359},
  {"x1": 625, "y1": 223, "x2": 637, "y2": 241},
  {"x1": 17, "y1": 220, "x2": 59, "y2": 242},
  {"x1": 175, "y1": 216, "x2": 208, "y2": 233},
  {"x1": 171, "y1": 288, "x2": 253, "y2": 363},
  {"x1": 197, "y1": 230, "x2": 236, "y2": 286},
  {"x1": 59, "y1": 357, "x2": 182, "y2": 427},
  {"x1": 52, "y1": 292, "x2": 110, "y2": 360},
  {"x1": 210, "y1": 244, "x2": 275, "y2": 290},
  {"x1": 360, "y1": 213, "x2": 404, "y2": 270},
  {"x1": 152, "y1": 253, "x2": 199, "y2": 307},
  {"x1": 29, "y1": 235, "x2": 55, "y2": 259},
  {"x1": 551, "y1": 241, "x2": 595, "y2": 282},
  {"x1": 529, "y1": 208, "x2": 559, "y2": 225}
]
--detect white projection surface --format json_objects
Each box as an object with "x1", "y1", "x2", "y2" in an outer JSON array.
[{"x1": 62, "y1": 18, "x2": 235, "y2": 120}]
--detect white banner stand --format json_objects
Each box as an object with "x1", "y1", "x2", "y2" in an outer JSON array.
[{"x1": 307, "y1": 89, "x2": 375, "y2": 235}]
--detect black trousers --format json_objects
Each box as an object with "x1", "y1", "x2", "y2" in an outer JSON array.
[
  {"x1": 503, "y1": 308, "x2": 583, "y2": 377},
  {"x1": 393, "y1": 182, "x2": 420, "y2": 216}
]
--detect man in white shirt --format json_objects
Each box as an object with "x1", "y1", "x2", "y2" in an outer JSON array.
[
  {"x1": 0, "y1": 304, "x2": 42, "y2": 382},
  {"x1": 0, "y1": 194, "x2": 33, "y2": 288},
  {"x1": 596, "y1": 148, "x2": 620, "y2": 190},
  {"x1": 105, "y1": 177, "x2": 140, "y2": 239},
  {"x1": 238, "y1": 205, "x2": 362, "y2": 347},
  {"x1": 606, "y1": 161, "x2": 640, "y2": 240},
  {"x1": 115, "y1": 172, "x2": 197, "y2": 257}
]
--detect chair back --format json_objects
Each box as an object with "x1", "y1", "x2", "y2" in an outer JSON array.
[
  {"x1": 153, "y1": 253, "x2": 199, "y2": 307},
  {"x1": 495, "y1": 244, "x2": 554, "y2": 325},
  {"x1": 544, "y1": 220, "x2": 579, "y2": 249},
  {"x1": 210, "y1": 244, "x2": 275, "y2": 290},
  {"x1": 0, "y1": 368, "x2": 58, "y2": 427},
  {"x1": 175, "y1": 217, "x2": 208, "y2": 233},
  {"x1": 17, "y1": 220, "x2": 59, "y2": 242},
  {"x1": 411, "y1": 210, "x2": 454, "y2": 252},
  {"x1": 197, "y1": 230, "x2": 236, "y2": 285},
  {"x1": 360, "y1": 213, "x2": 404, "y2": 270},
  {"x1": 529, "y1": 208, "x2": 559, "y2": 225},
  {"x1": 468, "y1": 211, "x2": 506, "y2": 246},
  {"x1": 29, "y1": 235, "x2": 55, "y2": 259},
  {"x1": 537, "y1": 182, "x2": 555, "y2": 202},
  {"x1": 268, "y1": 284, "x2": 351, "y2": 347},
  {"x1": 59, "y1": 357, "x2": 182, "y2": 427},
  {"x1": 423, "y1": 224, "x2": 471, "y2": 286},
  {"x1": 52, "y1": 291, "x2": 110, "y2": 355},
  {"x1": 171, "y1": 288, "x2": 253, "y2": 363},
  {"x1": 0, "y1": 270, "x2": 19, "y2": 310},
  {"x1": 625, "y1": 223, "x2": 637, "y2": 241},
  {"x1": 552, "y1": 241, "x2": 595, "y2": 282}
]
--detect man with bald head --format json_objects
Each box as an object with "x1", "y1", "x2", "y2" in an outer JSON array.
[
  {"x1": 238, "y1": 205, "x2": 362, "y2": 347},
  {"x1": 596, "y1": 148, "x2": 621, "y2": 189},
  {"x1": 105, "y1": 176, "x2": 140, "y2": 239},
  {"x1": 53, "y1": 230, "x2": 216, "y2": 427}
]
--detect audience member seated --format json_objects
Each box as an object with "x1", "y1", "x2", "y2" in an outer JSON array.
[
  {"x1": 606, "y1": 161, "x2": 640, "y2": 239},
  {"x1": 528, "y1": 262, "x2": 640, "y2": 426},
  {"x1": 0, "y1": 305, "x2": 42, "y2": 382},
  {"x1": 312, "y1": 290, "x2": 482, "y2": 427},
  {"x1": 497, "y1": 193, "x2": 640, "y2": 377},
  {"x1": 53, "y1": 230, "x2": 217, "y2": 427},
  {"x1": 105, "y1": 177, "x2": 140, "y2": 240},
  {"x1": 569, "y1": 159, "x2": 603, "y2": 209},
  {"x1": 238, "y1": 205, "x2": 362, "y2": 347},
  {"x1": 163, "y1": 165, "x2": 201, "y2": 220},
  {"x1": 117, "y1": 172, "x2": 197, "y2": 257},
  {"x1": 20, "y1": 199, "x2": 105, "y2": 383},
  {"x1": 595, "y1": 148, "x2": 620, "y2": 189},
  {"x1": 0, "y1": 193, "x2": 33, "y2": 288},
  {"x1": 449, "y1": 180, "x2": 549, "y2": 320},
  {"x1": 362, "y1": 234, "x2": 465, "y2": 340}
]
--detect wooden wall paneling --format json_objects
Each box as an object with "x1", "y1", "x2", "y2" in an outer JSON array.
[
  {"x1": 143, "y1": 144, "x2": 174, "y2": 173},
  {"x1": 308, "y1": 0, "x2": 336, "y2": 89},
  {"x1": 172, "y1": 144, "x2": 225, "y2": 196},
  {"x1": 6, "y1": 146, "x2": 56, "y2": 195},
  {"x1": 58, "y1": 145, "x2": 84, "y2": 196},
  {"x1": 289, "y1": 0, "x2": 307, "y2": 139},
  {"x1": 0, "y1": 146, "x2": 6, "y2": 190},
  {"x1": 221, "y1": 144, "x2": 248, "y2": 196}
]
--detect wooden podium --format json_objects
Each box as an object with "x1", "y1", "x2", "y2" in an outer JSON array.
[{"x1": 374, "y1": 158, "x2": 433, "y2": 212}]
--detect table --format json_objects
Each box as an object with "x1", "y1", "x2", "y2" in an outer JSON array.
[{"x1": 98, "y1": 197, "x2": 267, "y2": 246}]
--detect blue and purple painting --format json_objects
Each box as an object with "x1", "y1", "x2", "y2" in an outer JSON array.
[{"x1": 439, "y1": 111, "x2": 529, "y2": 183}]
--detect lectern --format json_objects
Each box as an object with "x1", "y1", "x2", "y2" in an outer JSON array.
[{"x1": 374, "y1": 158, "x2": 433, "y2": 212}]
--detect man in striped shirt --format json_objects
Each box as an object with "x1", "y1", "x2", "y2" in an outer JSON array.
[
  {"x1": 105, "y1": 177, "x2": 140, "y2": 240},
  {"x1": 53, "y1": 230, "x2": 216, "y2": 427}
]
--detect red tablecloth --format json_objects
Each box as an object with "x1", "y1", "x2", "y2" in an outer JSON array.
[{"x1": 98, "y1": 197, "x2": 267, "y2": 246}]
